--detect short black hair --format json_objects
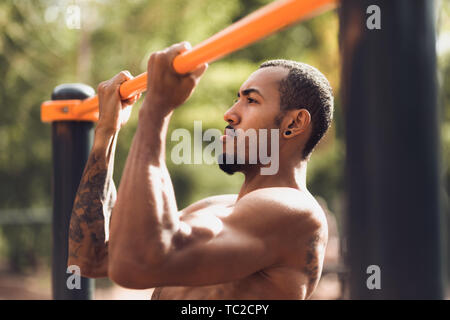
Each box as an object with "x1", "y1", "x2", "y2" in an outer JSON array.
[{"x1": 259, "y1": 60, "x2": 334, "y2": 159}]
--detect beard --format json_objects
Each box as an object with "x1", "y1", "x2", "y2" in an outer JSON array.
[{"x1": 217, "y1": 153, "x2": 243, "y2": 175}]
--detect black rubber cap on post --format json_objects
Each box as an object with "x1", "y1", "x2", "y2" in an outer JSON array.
[{"x1": 51, "y1": 83, "x2": 95, "y2": 101}]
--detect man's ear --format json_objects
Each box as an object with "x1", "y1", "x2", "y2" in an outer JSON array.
[{"x1": 282, "y1": 109, "x2": 311, "y2": 139}]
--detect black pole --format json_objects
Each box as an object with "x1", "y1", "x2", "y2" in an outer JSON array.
[
  {"x1": 51, "y1": 84, "x2": 95, "y2": 299},
  {"x1": 340, "y1": 0, "x2": 445, "y2": 299}
]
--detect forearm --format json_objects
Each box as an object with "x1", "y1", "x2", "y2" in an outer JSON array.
[
  {"x1": 68, "y1": 128, "x2": 118, "y2": 277},
  {"x1": 109, "y1": 106, "x2": 179, "y2": 268}
]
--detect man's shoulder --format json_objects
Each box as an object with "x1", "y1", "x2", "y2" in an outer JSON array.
[
  {"x1": 233, "y1": 188, "x2": 328, "y2": 272},
  {"x1": 181, "y1": 194, "x2": 238, "y2": 215},
  {"x1": 235, "y1": 187, "x2": 328, "y2": 234},
  {"x1": 238, "y1": 187, "x2": 325, "y2": 219}
]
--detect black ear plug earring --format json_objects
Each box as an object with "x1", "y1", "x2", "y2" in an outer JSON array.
[{"x1": 285, "y1": 130, "x2": 292, "y2": 136}]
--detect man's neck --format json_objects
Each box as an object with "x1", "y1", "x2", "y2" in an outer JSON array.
[{"x1": 237, "y1": 161, "x2": 308, "y2": 200}]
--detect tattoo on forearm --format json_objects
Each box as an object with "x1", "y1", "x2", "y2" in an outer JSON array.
[
  {"x1": 69, "y1": 148, "x2": 114, "y2": 261},
  {"x1": 69, "y1": 214, "x2": 84, "y2": 243}
]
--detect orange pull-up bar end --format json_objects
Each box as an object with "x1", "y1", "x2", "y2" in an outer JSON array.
[{"x1": 41, "y1": 100, "x2": 99, "y2": 123}]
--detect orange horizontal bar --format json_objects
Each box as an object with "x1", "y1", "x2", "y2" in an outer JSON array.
[
  {"x1": 41, "y1": 0, "x2": 337, "y2": 122},
  {"x1": 173, "y1": 0, "x2": 337, "y2": 74}
]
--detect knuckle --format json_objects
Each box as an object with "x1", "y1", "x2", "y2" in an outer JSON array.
[
  {"x1": 148, "y1": 52, "x2": 160, "y2": 65},
  {"x1": 147, "y1": 56, "x2": 153, "y2": 68},
  {"x1": 97, "y1": 82, "x2": 106, "y2": 92},
  {"x1": 108, "y1": 84, "x2": 119, "y2": 93},
  {"x1": 119, "y1": 70, "x2": 129, "y2": 78},
  {"x1": 156, "y1": 51, "x2": 167, "y2": 61},
  {"x1": 187, "y1": 75, "x2": 196, "y2": 86},
  {"x1": 154, "y1": 52, "x2": 162, "y2": 61}
]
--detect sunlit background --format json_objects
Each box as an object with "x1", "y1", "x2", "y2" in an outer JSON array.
[{"x1": 0, "y1": 0, "x2": 448, "y2": 299}]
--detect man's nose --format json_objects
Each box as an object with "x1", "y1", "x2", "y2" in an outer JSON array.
[{"x1": 223, "y1": 105, "x2": 239, "y2": 125}]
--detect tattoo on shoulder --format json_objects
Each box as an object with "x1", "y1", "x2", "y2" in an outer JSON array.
[{"x1": 304, "y1": 234, "x2": 321, "y2": 287}]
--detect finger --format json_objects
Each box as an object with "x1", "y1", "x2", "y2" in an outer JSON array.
[
  {"x1": 112, "y1": 70, "x2": 133, "y2": 85},
  {"x1": 122, "y1": 70, "x2": 133, "y2": 80},
  {"x1": 133, "y1": 93, "x2": 141, "y2": 102},
  {"x1": 167, "y1": 41, "x2": 191, "y2": 55},
  {"x1": 190, "y1": 63, "x2": 208, "y2": 79},
  {"x1": 123, "y1": 96, "x2": 137, "y2": 106},
  {"x1": 123, "y1": 93, "x2": 141, "y2": 106},
  {"x1": 166, "y1": 41, "x2": 192, "y2": 67},
  {"x1": 97, "y1": 81, "x2": 108, "y2": 94}
]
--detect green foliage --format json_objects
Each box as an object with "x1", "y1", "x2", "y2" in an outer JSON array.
[{"x1": 0, "y1": 0, "x2": 342, "y2": 273}]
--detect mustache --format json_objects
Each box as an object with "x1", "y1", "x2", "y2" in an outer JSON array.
[{"x1": 224, "y1": 124, "x2": 236, "y2": 137}]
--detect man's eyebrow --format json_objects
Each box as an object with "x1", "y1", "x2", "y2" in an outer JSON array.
[{"x1": 237, "y1": 88, "x2": 264, "y2": 99}]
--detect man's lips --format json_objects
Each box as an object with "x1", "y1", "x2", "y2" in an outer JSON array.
[
  {"x1": 224, "y1": 125, "x2": 236, "y2": 137},
  {"x1": 221, "y1": 125, "x2": 236, "y2": 142}
]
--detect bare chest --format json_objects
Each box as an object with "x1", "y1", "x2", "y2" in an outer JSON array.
[{"x1": 151, "y1": 268, "x2": 308, "y2": 300}]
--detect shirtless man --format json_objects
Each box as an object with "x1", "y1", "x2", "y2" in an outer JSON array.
[{"x1": 68, "y1": 42, "x2": 334, "y2": 300}]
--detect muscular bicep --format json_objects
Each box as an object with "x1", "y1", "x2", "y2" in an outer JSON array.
[
  {"x1": 111, "y1": 199, "x2": 282, "y2": 289},
  {"x1": 120, "y1": 221, "x2": 276, "y2": 288},
  {"x1": 165, "y1": 223, "x2": 275, "y2": 285}
]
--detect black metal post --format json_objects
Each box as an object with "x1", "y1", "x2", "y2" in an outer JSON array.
[
  {"x1": 340, "y1": 0, "x2": 445, "y2": 299},
  {"x1": 51, "y1": 84, "x2": 95, "y2": 299}
]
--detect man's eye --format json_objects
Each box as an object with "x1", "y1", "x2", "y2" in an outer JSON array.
[{"x1": 247, "y1": 97, "x2": 257, "y2": 104}]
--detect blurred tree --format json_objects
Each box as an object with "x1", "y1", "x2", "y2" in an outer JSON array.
[{"x1": 0, "y1": 0, "x2": 80, "y2": 272}]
